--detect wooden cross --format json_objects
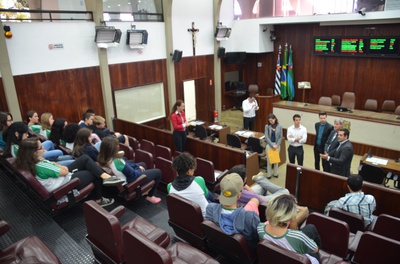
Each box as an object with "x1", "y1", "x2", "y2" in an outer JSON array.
[{"x1": 187, "y1": 22, "x2": 199, "y2": 56}]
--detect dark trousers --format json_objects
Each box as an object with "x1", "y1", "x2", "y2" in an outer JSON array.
[
  {"x1": 301, "y1": 224, "x2": 322, "y2": 262},
  {"x1": 288, "y1": 145, "x2": 304, "y2": 166},
  {"x1": 128, "y1": 161, "x2": 161, "y2": 197},
  {"x1": 173, "y1": 130, "x2": 187, "y2": 152},
  {"x1": 68, "y1": 155, "x2": 103, "y2": 200},
  {"x1": 243, "y1": 116, "x2": 255, "y2": 130}
]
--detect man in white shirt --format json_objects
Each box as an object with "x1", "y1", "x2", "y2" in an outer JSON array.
[
  {"x1": 242, "y1": 94, "x2": 259, "y2": 130},
  {"x1": 287, "y1": 114, "x2": 307, "y2": 166}
]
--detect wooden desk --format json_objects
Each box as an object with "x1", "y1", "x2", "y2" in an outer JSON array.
[
  {"x1": 285, "y1": 163, "x2": 400, "y2": 218},
  {"x1": 273, "y1": 101, "x2": 400, "y2": 159},
  {"x1": 189, "y1": 121, "x2": 230, "y2": 145},
  {"x1": 360, "y1": 153, "x2": 400, "y2": 175}
]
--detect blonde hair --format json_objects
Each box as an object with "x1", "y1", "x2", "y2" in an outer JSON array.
[
  {"x1": 266, "y1": 194, "x2": 297, "y2": 227},
  {"x1": 40, "y1": 112, "x2": 53, "y2": 130},
  {"x1": 92, "y1": 115, "x2": 105, "y2": 126}
]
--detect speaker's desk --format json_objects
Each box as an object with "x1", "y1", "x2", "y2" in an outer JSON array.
[
  {"x1": 188, "y1": 121, "x2": 230, "y2": 145},
  {"x1": 360, "y1": 153, "x2": 400, "y2": 176},
  {"x1": 273, "y1": 101, "x2": 400, "y2": 158}
]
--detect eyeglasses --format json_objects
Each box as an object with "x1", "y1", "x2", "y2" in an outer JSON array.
[{"x1": 7, "y1": 119, "x2": 13, "y2": 122}]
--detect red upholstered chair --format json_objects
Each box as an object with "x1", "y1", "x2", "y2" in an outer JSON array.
[
  {"x1": 140, "y1": 139, "x2": 156, "y2": 157},
  {"x1": 166, "y1": 193, "x2": 207, "y2": 250},
  {"x1": 97, "y1": 164, "x2": 155, "y2": 202},
  {"x1": 155, "y1": 156, "x2": 177, "y2": 186},
  {"x1": 15, "y1": 168, "x2": 94, "y2": 211},
  {"x1": 372, "y1": 214, "x2": 400, "y2": 241},
  {"x1": 306, "y1": 212, "x2": 350, "y2": 262},
  {"x1": 123, "y1": 229, "x2": 218, "y2": 264},
  {"x1": 328, "y1": 207, "x2": 365, "y2": 234},
  {"x1": 155, "y1": 144, "x2": 172, "y2": 161},
  {"x1": 0, "y1": 220, "x2": 61, "y2": 264},
  {"x1": 352, "y1": 231, "x2": 400, "y2": 264},
  {"x1": 83, "y1": 201, "x2": 169, "y2": 264},
  {"x1": 127, "y1": 136, "x2": 140, "y2": 151},
  {"x1": 201, "y1": 220, "x2": 257, "y2": 264},
  {"x1": 135, "y1": 149, "x2": 154, "y2": 169},
  {"x1": 118, "y1": 143, "x2": 135, "y2": 160},
  {"x1": 257, "y1": 239, "x2": 312, "y2": 264},
  {"x1": 194, "y1": 157, "x2": 223, "y2": 190}
]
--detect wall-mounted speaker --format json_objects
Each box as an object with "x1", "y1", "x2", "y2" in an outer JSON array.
[
  {"x1": 225, "y1": 52, "x2": 247, "y2": 64},
  {"x1": 217, "y1": 47, "x2": 226, "y2": 58},
  {"x1": 172, "y1": 50, "x2": 183, "y2": 62}
]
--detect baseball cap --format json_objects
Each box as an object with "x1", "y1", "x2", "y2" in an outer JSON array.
[{"x1": 220, "y1": 173, "x2": 243, "y2": 206}]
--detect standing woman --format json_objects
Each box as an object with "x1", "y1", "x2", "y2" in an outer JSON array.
[
  {"x1": 170, "y1": 100, "x2": 189, "y2": 152},
  {"x1": 264, "y1": 114, "x2": 283, "y2": 179}
]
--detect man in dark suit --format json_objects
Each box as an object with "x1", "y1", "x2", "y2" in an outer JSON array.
[
  {"x1": 320, "y1": 128, "x2": 354, "y2": 177},
  {"x1": 314, "y1": 112, "x2": 333, "y2": 171},
  {"x1": 323, "y1": 118, "x2": 343, "y2": 172}
]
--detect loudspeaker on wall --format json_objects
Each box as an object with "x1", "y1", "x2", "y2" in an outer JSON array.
[
  {"x1": 217, "y1": 47, "x2": 226, "y2": 58},
  {"x1": 172, "y1": 50, "x2": 183, "y2": 62}
]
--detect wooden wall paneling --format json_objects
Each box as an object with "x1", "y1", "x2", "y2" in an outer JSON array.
[
  {"x1": 0, "y1": 78, "x2": 8, "y2": 112},
  {"x1": 13, "y1": 67, "x2": 104, "y2": 123}
]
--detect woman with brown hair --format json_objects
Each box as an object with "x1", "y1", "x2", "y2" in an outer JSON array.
[{"x1": 72, "y1": 128, "x2": 99, "y2": 161}]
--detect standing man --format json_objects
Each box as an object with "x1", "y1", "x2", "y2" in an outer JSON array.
[
  {"x1": 242, "y1": 94, "x2": 259, "y2": 130},
  {"x1": 287, "y1": 114, "x2": 307, "y2": 166},
  {"x1": 314, "y1": 112, "x2": 333, "y2": 171},
  {"x1": 323, "y1": 118, "x2": 344, "y2": 172},
  {"x1": 320, "y1": 128, "x2": 354, "y2": 177}
]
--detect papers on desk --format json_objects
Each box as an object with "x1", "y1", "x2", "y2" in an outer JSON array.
[
  {"x1": 366, "y1": 157, "x2": 388, "y2": 166},
  {"x1": 235, "y1": 131, "x2": 254, "y2": 138},
  {"x1": 189, "y1": 121, "x2": 205, "y2": 126},
  {"x1": 209, "y1": 124, "x2": 223, "y2": 130}
]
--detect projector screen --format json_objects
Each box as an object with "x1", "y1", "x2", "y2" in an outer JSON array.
[{"x1": 114, "y1": 83, "x2": 166, "y2": 124}]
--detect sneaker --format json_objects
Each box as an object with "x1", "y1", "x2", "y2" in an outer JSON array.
[
  {"x1": 252, "y1": 172, "x2": 264, "y2": 182},
  {"x1": 98, "y1": 197, "x2": 114, "y2": 207},
  {"x1": 116, "y1": 150, "x2": 125, "y2": 159},
  {"x1": 146, "y1": 196, "x2": 161, "y2": 204},
  {"x1": 103, "y1": 176, "x2": 124, "y2": 186}
]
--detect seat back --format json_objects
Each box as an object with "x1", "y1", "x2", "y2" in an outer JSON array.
[
  {"x1": 135, "y1": 149, "x2": 154, "y2": 169},
  {"x1": 372, "y1": 214, "x2": 400, "y2": 241},
  {"x1": 359, "y1": 164, "x2": 385, "y2": 184},
  {"x1": 201, "y1": 220, "x2": 256, "y2": 263},
  {"x1": 83, "y1": 201, "x2": 124, "y2": 263},
  {"x1": 140, "y1": 139, "x2": 156, "y2": 157},
  {"x1": 257, "y1": 240, "x2": 311, "y2": 264},
  {"x1": 247, "y1": 137, "x2": 264, "y2": 154},
  {"x1": 166, "y1": 194, "x2": 206, "y2": 249},
  {"x1": 194, "y1": 157, "x2": 218, "y2": 184},
  {"x1": 248, "y1": 84, "x2": 259, "y2": 94},
  {"x1": 17, "y1": 170, "x2": 52, "y2": 200},
  {"x1": 227, "y1": 134, "x2": 242, "y2": 149},
  {"x1": 155, "y1": 156, "x2": 177, "y2": 185},
  {"x1": 353, "y1": 231, "x2": 400, "y2": 264},
  {"x1": 328, "y1": 207, "x2": 365, "y2": 234},
  {"x1": 395, "y1": 105, "x2": 400, "y2": 115},
  {"x1": 341, "y1": 92, "x2": 355, "y2": 109},
  {"x1": 155, "y1": 144, "x2": 172, "y2": 161},
  {"x1": 127, "y1": 136, "x2": 140, "y2": 150},
  {"x1": 381, "y1": 100, "x2": 396, "y2": 112},
  {"x1": 318, "y1": 96, "x2": 332, "y2": 106},
  {"x1": 364, "y1": 99, "x2": 378, "y2": 111},
  {"x1": 306, "y1": 212, "x2": 349, "y2": 258},
  {"x1": 119, "y1": 143, "x2": 134, "y2": 160},
  {"x1": 332, "y1": 95, "x2": 341, "y2": 106},
  {"x1": 123, "y1": 229, "x2": 171, "y2": 264},
  {"x1": 194, "y1": 125, "x2": 207, "y2": 140}
]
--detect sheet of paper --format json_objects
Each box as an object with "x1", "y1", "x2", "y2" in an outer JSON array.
[
  {"x1": 366, "y1": 157, "x2": 388, "y2": 165},
  {"x1": 235, "y1": 131, "x2": 245, "y2": 136},
  {"x1": 243, "y1": 131, "x2": 254, "y2": 137}
]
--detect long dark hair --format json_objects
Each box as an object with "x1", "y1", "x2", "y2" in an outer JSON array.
[
  {"x1": 62, "y1": 123, "x2": 80, "y2": 143},
  {"x1": 0, "y1": 112, "x2": 8, "y2": 132},
  {"x1": 97, "y1": 136, "x2": 119, "y2": 166},
  {"x1": 72, "y1": 128, "x2": 91, "y2": 157},
  {"x1": 3, "y1": 122, "x2": 29, "y2": 157},
  {"x1": 13, "y1": 138, "x2": 39, "y2": 175},
  {"x1": 49, "y1": 118, "x2": 66, "y2": 147}
]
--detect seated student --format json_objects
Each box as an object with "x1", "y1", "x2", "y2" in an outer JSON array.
[
  {"x1": 324, "y1": 174, "x2": 376, "y2": 228},
  {"x1": 49, "y1": 118, "x2": 67, "y2": 148},
  {"x1": 257, "y1": 194, "x2": 321, "y2": 264},
  {"x1": 40, "y1": 112, "x2": 54, "y2": 139},
  {"x1": 26, "y1": 110, "x2": 42, "y2": 134},
  {"x1": 14, "y1": 138, "x2": 124, "y2": 207},
  {"x1": 79, "y1": 112, "x2": 94, "y2": 129},
  {"x1": 206, "y1": 173, "x2": 260, "y2": 250},
  {"x1": 78, "y1": 109, "x2": 95, "y2": 126},
  {"x1": 97, "y1": 137, "x2": 162, "y2": 204},
  {"x1": 0, "y1": 112, "x2": 13, "y2": 150},
  {"x1": 72, "y1": 128, "x2": 99, "y2": 161},
  {"x1": 62, "y1": 123, "x2": 80, "y2": 150},
  {"x1": 167, "y1": 152, "x2": 213, "y2": 217},
  {"x1": 251, "y1": 172, "x2": 290, "y2": 203},
  {"x1": 91, "y1": 115, "x2": 129, "y2": 146}
]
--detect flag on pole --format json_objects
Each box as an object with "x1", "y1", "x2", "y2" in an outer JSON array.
[
  {"x1": 280, "y1": 44, "x2": 288, "y2": 100},
  {"x1": 287, "y1": 47, "x2": 295, "y2": 100},
  {"x1": 274, "y1": 47, "x2": 281, "y2": 95}
]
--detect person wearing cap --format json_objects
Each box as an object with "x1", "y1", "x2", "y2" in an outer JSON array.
[
  {"x1": 205, "y1": 173, "x2": 260, "y2": 249},
  {"x1": 242, "y1": 94, "x2": 259, "y2": 130}
]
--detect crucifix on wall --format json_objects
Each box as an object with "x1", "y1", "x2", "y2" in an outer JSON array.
[{"x1": 187, "y1": 22, "x2": 199, "y2": 56}]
